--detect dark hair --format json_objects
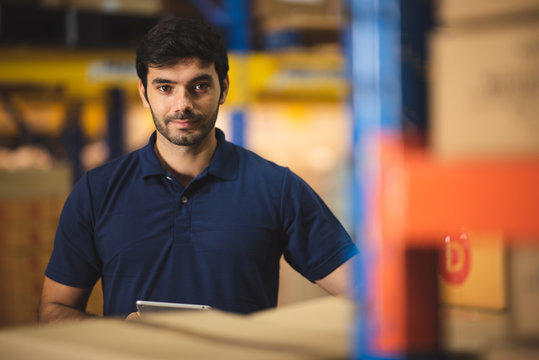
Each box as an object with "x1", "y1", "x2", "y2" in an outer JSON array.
[{"x1": 136, "y1": 17, "x2": 229, "y2": 95}]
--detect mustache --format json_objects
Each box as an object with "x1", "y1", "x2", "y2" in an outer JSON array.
[{"x1": 164, "y1": 112, "x2": 199, "y2": 122}]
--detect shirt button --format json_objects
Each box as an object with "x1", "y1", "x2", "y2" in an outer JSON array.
[
  {"x1": 166, "y1": 176, "x2": 173, "y2": 181},
  {"x1": 181, "y1": 196, "x2": 188, "y2": 204}
]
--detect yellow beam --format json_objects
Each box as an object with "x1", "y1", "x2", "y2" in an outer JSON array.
[
  {"x1": 0, "y1": 47, "x2": 347, "y2": 102},
  {"x1": 0, "y1": 47, "x2": 137, "y2": 98}
]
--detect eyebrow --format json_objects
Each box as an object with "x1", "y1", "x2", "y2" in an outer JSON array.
[
  {"x1": 189, "y1": 74, "x2": 214, "y2": 83},
  {"x1": 151, "y1": 74, "x2": 214, "y2": 85},
  {"x1": 151, "y1": 78, "x2": 177, "y2": 85}
]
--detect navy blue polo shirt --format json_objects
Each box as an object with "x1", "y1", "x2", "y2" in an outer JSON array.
[{"x1": 46, "y1": 128, "x2": 357, "y2": 316}]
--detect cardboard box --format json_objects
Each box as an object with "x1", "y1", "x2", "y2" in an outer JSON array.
[
  {"x1": 438, "y1": 232, "x2": 507, "y2": 310},
  {"x1": 0, "y1": 297, "x2": 354, "y2": 359},
  {"x1": 0, "y1": 166, "x2": 71, "y2": 198},
  {"x1": 254, "y1": 0, "x2": 343, "y2": 38},
  {"x1": 41, "y1": 0, "x2": 162, "y2": 15},
  {"x1": 0, "y1": 254, "x2": 49, "y2": 327},
  {"x1": 0, "y1": 199, "x2": 58, "y2": 255},
  {"x1": 0, "y1": 167, "x2": 70, "y2": 328},
  {"x1": 430, "y1": 20, "x2": 539, "y2": 158},
  {"x1": 437, "y1": 0, "x2": 539, "y2": 26},
  {"x1": 442, "y1": 307, "x2": 509, "y2": 353},
  {"x1": 484, "y1": 344, "x2": 539, "y2": 360},
  {"x1": 254, "y1": 0, "x2": 341, "y2": 19},
  {"x1": 509, "y1": 244, "x2": 539, "y2": 340}
]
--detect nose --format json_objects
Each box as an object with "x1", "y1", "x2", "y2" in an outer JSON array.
[{"x1": 173, "y1": 88, "x2": 194, "y2": 116}]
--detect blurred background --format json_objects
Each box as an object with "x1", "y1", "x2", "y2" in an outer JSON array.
[{"x1": 0, "y1": 0, "x2": 538, "y2": 359}]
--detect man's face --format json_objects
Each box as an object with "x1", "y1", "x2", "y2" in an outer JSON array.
[{"x1": 138, "y1": 58, "x2": 228, "y2": 147}]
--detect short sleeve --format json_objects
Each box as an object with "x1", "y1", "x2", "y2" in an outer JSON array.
[
  {"x1": 45, "y1": 173, "x2": 101, "y2": 288},
  {"x1": 280, "y1": 169, "x2": 358, "y2": 282}
]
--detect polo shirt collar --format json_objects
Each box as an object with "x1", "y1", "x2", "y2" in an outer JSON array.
[
  {"x1": 207, "y1": 128, "x2": 238, "y2": 181},
  {"x1": 140, "y1": 132, "x2": 165, "y2": 178},
  {"x1": 140, "y1": 128, "x2": 238, "y2": 181}
]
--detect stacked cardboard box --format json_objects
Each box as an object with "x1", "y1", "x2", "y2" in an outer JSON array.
[
  {"x1": 253, "y1": 0, "x2": 343, "y2": 50},
  {"x1": 438, "y1": 233, "x2": 510, "y2": 353},
  {"x1": 430, "y1": 0, "x2": 539, "y2": 159},
  {"x1": 436, "y1": 0, "x2": 539, "y2": 26},
  {"x1": 438, "y1": 232, "x2": 507, "y2": 310},
  {"x1": 509, "y1": 244, "x2": 539, "y2": 340},
  {"x1": 0, "y1": 166, "x2": 71, "y2": 328},
  {"x1": 41, "y1": 0, "x2": 162, "y2": 15},
  {"x1": 430, "y1": 0, "x2": 539, "y2": 354}
]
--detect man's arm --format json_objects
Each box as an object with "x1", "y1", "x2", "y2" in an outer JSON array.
[
  {"x1": 315, "y1": 256, "x2": 357, "y2": 298},
  {"x1": 38, "y1": 276, "x2": 96, "y2": 323}
]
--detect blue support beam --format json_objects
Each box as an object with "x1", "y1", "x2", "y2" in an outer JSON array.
[
  {"x1": 346, "y1": 0, "x2": 402, "y2": 359},
  {"x1": 223, "y1": 0, "x2": 249, "y2": 147},
  {"x1": 186, "y1": 0, "x2": 230, "y2": 28}
]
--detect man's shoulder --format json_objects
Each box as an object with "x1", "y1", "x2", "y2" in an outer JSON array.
[
  {"x1": 234, "y1": 144, "x2": 288, "y2": 174},
  {"x1": 79, "y1": 146, "x2": 149, "y2": 193},
  {"x1": 88, "y1": 148, "x2": 143, "y2": 177}
]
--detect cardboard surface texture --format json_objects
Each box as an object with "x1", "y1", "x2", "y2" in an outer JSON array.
[
  {"x1": 0, "y1": 167, "x2": 71, "y2": 328},
  {"x1": 0, "y1": 296, "x2": 355, "y2": 359},
  {"x1": 437, "y1": 0, "x2": 539, "y2": 26},
  {"x1": 430, "y1": 20, "x2": 539, "y2": 158},
  {"x1": 139, "y1": 296, "x2": 355, "y2": 359},
  {"x1": 484, "y1": 344, "x2": 539, "y2": 360},
  {"x1": 509, "y1": 244, "x2": 539, "y2": 340},
  {"x1": 438, "y1": 233, "x2": 507, "y2": 310},
  {"x1": 442, "y1": 307, "x2": 509, "y2": 353},
  {"x1": 254, "y1": 0, "x2": 341, "y2": 18}
]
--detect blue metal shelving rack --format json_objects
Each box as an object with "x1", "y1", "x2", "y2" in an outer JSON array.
[{"x1": 347, "y1": 0, "x2": 403, "y2": 359}]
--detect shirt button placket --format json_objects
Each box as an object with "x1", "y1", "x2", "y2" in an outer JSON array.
[{"x1": 174, "y1": 192, "x2": 191, "y2": 244}]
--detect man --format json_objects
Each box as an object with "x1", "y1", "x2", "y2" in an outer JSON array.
[{"x1": 39, "y1": 17, "x2": 358, "y2": 323}]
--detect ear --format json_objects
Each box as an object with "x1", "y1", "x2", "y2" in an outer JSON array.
[
  {"x1": 219, "y1": 75, "x2": 230, "y2": 105},
  {"x1": 138, "y1": 80, "x2": 150, "y2": 109}
]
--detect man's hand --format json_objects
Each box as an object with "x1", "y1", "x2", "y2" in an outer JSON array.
[{"x1": 126, "y1": 311, "x2": 141, "y2": 321}]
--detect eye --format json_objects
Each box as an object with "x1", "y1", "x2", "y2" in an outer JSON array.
[
  {"x1": 193, "y1": 83, "x2": 209, "y2": 92},
  {"x1": 157, "y1": 85, "x2": 171, "y2": 93}
]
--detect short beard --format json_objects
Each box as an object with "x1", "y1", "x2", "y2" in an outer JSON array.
[{"x1": 150, "y1": 104, "x2": 220, "y2": 147}]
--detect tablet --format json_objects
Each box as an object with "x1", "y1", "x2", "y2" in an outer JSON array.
[{"x1": 136, "y1": 300, "x2": 212, "y2": 314}]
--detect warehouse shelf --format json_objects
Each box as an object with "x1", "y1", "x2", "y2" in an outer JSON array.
[
  {"x1": 2, "y1": 1, "x2": 537, "y2": 358},
  {"x1": 348, "y1": 0, "x2": 539, "y2": 358},
  {"x1": 359, "y1": 127, "x2": 539, "y2": 359}
]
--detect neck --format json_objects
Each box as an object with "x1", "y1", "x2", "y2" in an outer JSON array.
[{"x1": 154, "y1": 129, "x2": 217, "y2": 187}]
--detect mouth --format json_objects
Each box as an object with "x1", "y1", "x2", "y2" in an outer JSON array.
[{"x1": 167, "y1": 118, "x2": 200, "y2": 130}]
